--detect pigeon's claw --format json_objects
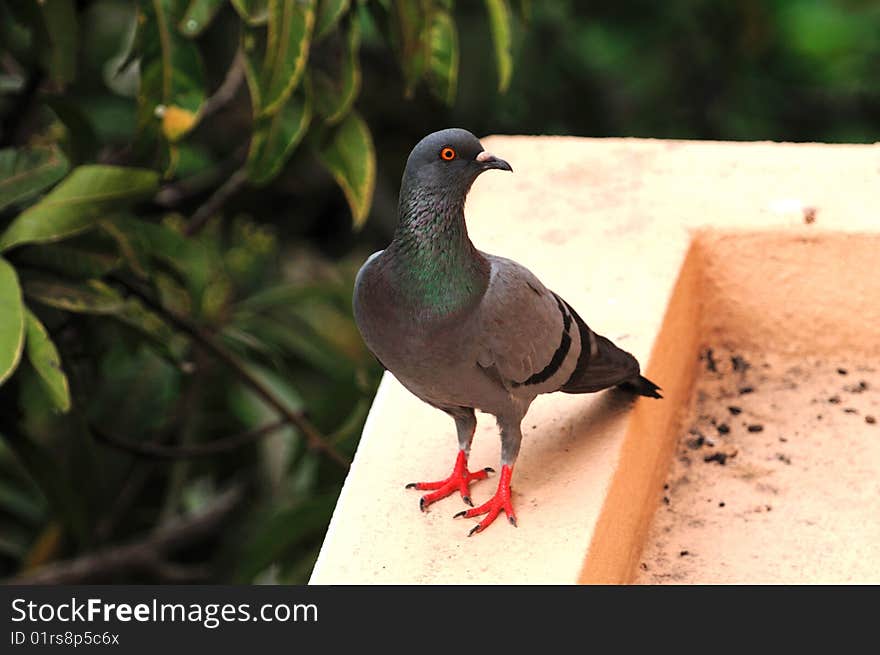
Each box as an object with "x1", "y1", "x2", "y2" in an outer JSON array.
[
  {"x1": 406, "y1": 450, "x2": 492, "y2": 511},
  {"x1": 454, "y1": 465, "x2": 516, "y2": 536}
]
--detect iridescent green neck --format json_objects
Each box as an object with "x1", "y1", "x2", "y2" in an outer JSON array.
[{"x1": 389, "y1": 186, "x2": 489, "y2": 317}]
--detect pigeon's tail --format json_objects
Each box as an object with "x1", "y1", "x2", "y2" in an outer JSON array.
[
  {"x1": 558, "y1": 299, "x2": 662, "y2": 399},
  {"x1": 618, "y1": 375, "x2": 663, "y2": 399}
]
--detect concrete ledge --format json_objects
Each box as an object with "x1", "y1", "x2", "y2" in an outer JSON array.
[{"x1": 310, "y1": 137, "x2": 880, "y2": 584}]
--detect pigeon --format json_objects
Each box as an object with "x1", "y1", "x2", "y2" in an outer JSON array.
[{"x1": 353, "y1": 128, "x2": 661, "y2": 536}]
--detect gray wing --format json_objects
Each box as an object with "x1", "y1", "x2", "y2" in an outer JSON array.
[
  {"x1": 475, "y1": 254, "x2": 644, "y2": 396},
  {"x1": 557, "y1": 301, "x2": 641, "y2": 393},
  {"x1": 475, "y1": 256, "x2": 582, "y2": 391}
]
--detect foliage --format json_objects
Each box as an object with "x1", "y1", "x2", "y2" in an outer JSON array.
[
  {"x1": 458, "y1": 1, "x2": 880, "y2": 142},
  {"x1": 2, "y1": 0, "x2": 876, "y2": 584},
  {"x1": 0, "y1": 0, "x2": 520, "y2": 583}
]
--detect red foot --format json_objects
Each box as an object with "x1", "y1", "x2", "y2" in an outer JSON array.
[
  {"x1": 406, "y1": 450, "x2": 493, "y2": 511},
  {"x1": 454, "y1": 465, "x2": 517, "y2": 536}
]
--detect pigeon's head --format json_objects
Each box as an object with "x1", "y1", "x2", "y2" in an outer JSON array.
[{"x1": 401, "y1": 128, "x2": 512, "y2": 198}]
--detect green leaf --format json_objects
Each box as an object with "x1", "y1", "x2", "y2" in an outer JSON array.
[
  {"x1": 45, "y1": 97, "x2": 100, "y2": 165},
  {"x1": 0, "y1": 146, "x2": 70, "y2": 212},
  {"x1": 0, "y1": 475, "x2": 45, "y2": 526},
  {"x1": 23, "y1": 278, "x2": 125, "y2": 315},
  {"x1": 328, "y1": 397, "x2": 369, "y2": 444},
  {"x1": 0, "y1": 257, "x2": 25, "y2": 386},
  {"x1": 10, "y1": 240, "x2": 121, "y2": 280},
  {"x1": 312, "y1": 18, "x2": 361, "y2": 125},
  {"x1": 38, "y1": 0, "x2": 78, "y2": 85},
  {"x1": 233, "y1": 493, "x2": 338, "y2": 582},
  {"x1": 247, "y1": 85, "x2": 313, "y2": 185},
  {"x1": 23, "y1": 310, "x2": 71, "y2": 413},
  {"x1": 0, "y1": 426, "x2": 89, "y2": 547},
  {"x1": 233, "y1": 313, "x2": 354, "y2": 380},
  {"x1": 390, "y1": 0, "x2": 427, "y2": 97},
  {"x1": 426, "y1": 8, "x2": 458, "y2": 105},
  {"x1": 315, "y1": 0, "x2": 350, "y2": 41},
  {"x1": 114, "y1": 298, "x2": 188, "y2": 364},
  {"x1": 109, "y1": 217, "x2": 212, "y2": 295},
  {"x1": 235, "y1": 282, "x2": 342, "y2": 313},
  {"x1": 0, "y1": 527, "x2": 33, "y2": 560},
  {"x1": 235, "y1": 282, "x2": 365, "y2": 372},
  {"x1": 3, "y1": 2, "x2": 47, "y2": 52},
  {"x1": 315, "y1": 111, "x2": 375, "y2": 228},
  {"x1": 484, "y1": 0, "x2": 513, "y2": 92},
  {"x1": 231, "y1": 0, "x2": 269, "y2": 25},
  {"x1": 96, "y1": 219, "x2": 148, "y2": 278},
  {"x1": 103, "y1": 9, "x2": 141, "y2": 99},
  {"x1": 137, "y1": 0, "x2": 207, "y2": 150},
  {"x1": 235, "y1": 361, "x2": 305, "y2": 418},
  {"x1": 0, "y1": 166, "x2": 159, "y2": 252},
  {"x1": 243, "y1": 0, "x2": 316, "y2": 118},
  {"x1": 179, "y1": 0, "x2": 225, "y2": 37},
  {"x1": 0, "y1": 75, "x2": 24, "y2": 94}
]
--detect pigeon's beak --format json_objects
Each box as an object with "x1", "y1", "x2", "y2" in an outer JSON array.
[{"x1": 476, "y1": 150, "x2": 513, "y2": 172}]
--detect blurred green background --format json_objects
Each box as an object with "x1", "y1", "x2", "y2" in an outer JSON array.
[{"x1": 0, "y1": 0, "x2": 877, "y2": 584}]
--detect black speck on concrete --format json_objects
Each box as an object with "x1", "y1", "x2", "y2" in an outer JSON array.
[
  {"x1": 747, "y1": 424, "x2": 764, "y2": 433},
  {"x1": 687, "y1": 435, "x2": 705, "y2": 450},
  {"x1": 731, "y1": 355, "x2": 750, "y2": 372},
  {"x1": 702, "y1": 348, "x2": 718, "y2": 373},
  {"x1": 845, "y1": 381, "x2": 869, "y2": 394}
]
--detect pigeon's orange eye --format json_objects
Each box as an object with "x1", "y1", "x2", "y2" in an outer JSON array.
[{"x1": 440, "y1": 147, "x2": 456, "y2": 161}]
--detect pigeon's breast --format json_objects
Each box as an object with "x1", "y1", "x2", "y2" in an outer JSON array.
[
  {"x1": 353, "y1": 253, "x2": 491, "y2": 405},
  {"x1": 357, "y1": 284, "x2": 478, "y2": 375}
]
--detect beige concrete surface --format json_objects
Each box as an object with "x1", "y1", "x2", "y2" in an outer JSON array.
[
  {"x1": 636, "y1": 349, "x2": 880, "y2": 584},
  {"x1": 309, "y1": 136, "x2": 880, "y2": 584}
]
